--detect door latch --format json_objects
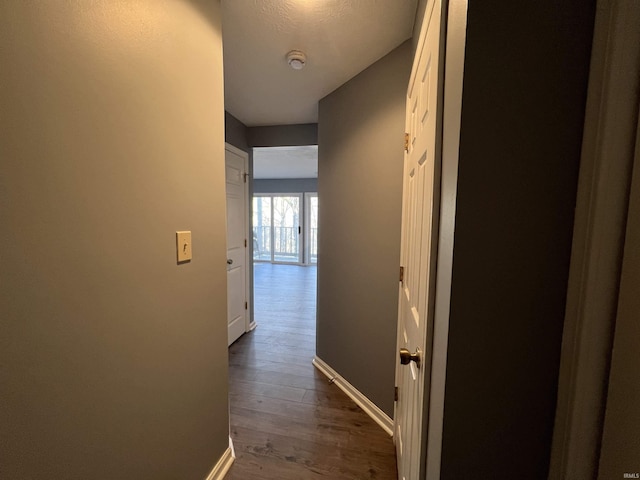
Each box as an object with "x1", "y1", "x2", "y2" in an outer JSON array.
[{"x1": 399, "y1": 347, "x2": 421, "y2": 369}]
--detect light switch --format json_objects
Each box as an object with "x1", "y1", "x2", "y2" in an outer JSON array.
[{"x1": 176, "y1": 231, "x2": 192, "y2": 262}]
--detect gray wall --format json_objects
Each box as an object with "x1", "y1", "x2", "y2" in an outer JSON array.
[
  {"x1": 439, "y1": 1, "x2": 596, "y2": 478},
  {"x1": 597, "y1": 118, "x2": 640, "y2": 478},
  {"x1": 316, "y1": 41, "x2": 411, "y2": 417},
  {"x1": 254, "y1": 178, "x2": 318, "y2": 194},
  {"x1": 248, "y1": 123, "x2": 318, "y2": 147},
  {"x1": 0, "y1": 2, "x2": 229, "y2": 479},
  {"x1": 225, "y1": 111, "x2": 251, "y2": 152}
]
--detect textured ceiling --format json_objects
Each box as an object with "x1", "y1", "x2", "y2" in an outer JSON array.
[
  {"x1": 253, "y1": 146, "x2": 318, "y2": 179},
  {"x1": 222, "y1": 0, "x2": 417, "y2": 127}
]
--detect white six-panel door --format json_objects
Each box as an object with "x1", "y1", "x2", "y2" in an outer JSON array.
[
  {"x1": 395, "y1": 0, "x2": 443, "y2": 478},
  {"x1": 225, "y1": 144, "x2": 249, "y2": 346}
]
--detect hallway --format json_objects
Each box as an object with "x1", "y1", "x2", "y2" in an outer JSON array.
[{"x1": 226, "y1": 264, "x2": 397, "y2": 479}]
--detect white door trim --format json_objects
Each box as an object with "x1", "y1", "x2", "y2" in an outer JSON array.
[
  {"x1": 204, "y1": 437, "x2": 235, "y2": 480},
  {"x1": 224, "y1": 143, "x2": 253, "y2": 334},
  {"x1": 422, "y1": 1, "x2": 469, "y2": 478}
]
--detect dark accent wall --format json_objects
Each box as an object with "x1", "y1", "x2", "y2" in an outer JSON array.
[
  {"x1": 248, "y1": 123, "x2": 318, "y2": 147},
  {"x1": 225, "y1": 111, "x2": 251, "y2": 152},
  {"x1": 595, "y1": 4, "x2": 640, "y2": 476},
  {"x1": 316, "y1": 41, "x2": 411, "y2": 417},
  {"x1": 439, "y1": 2, "x2": 596, "y2": 479},
  {"x1": 0, "y1": 2, "x2": 229, "y2": 479},
  {"x1": 598, "y1": 119, "x2": 640, "y2": 478},
  {"x1": 253, "y1": 178, "x2": 318, "y2": 194}
]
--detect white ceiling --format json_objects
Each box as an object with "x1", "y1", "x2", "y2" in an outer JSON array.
[
  {"x1": 222, "y1": 0, "x2": 418, "y2": 127},
  {"x1": 253, "y1": 146, "x2": 318, "y2": 179}
]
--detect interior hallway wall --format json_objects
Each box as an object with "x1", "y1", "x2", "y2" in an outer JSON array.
[
  {"x1": 597, "y1": 95, "x2": 640, "y2": 478},
  {"x1": 253, "y1": 178, "x2": 318, "y2": 194},
  {"x1": 0, "y1": 2, "x2": 229, "y2": 479},
  {"x1": 225, "y1": 111, "x2": 251, "y2": 153},
  {"x1": 248, "y1": 123, "x2": 318, "y2": 147},
  {"x1": 316, "y1": 40, "x2": 411, "y2": 417}
]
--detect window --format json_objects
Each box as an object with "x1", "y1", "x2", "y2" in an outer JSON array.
[{"x1": 253, "y1": 194, "x2": 302, "y2": 263}]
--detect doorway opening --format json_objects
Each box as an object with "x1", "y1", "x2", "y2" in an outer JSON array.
[
  {"x1": 250, "y1": 145, "x2": 318, "y2": 334},
  {"x1": 251, "y1": 145, "x2": 319, "y2": 267},
  {"x1": 227, "y1": 144, "x2": 394, "y2": 478}
]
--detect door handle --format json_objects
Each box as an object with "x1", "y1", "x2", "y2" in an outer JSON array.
[
  {"x1": 399, "y1": 347, "x2": 421, "y2": 368},
  {"x1": 227, "y1": 259, "x2": 233, "y2": 265}
]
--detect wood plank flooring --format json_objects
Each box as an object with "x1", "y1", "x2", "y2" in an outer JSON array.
[{"x1": 226, "y1": 263, "x2": 397, "y2": 480}]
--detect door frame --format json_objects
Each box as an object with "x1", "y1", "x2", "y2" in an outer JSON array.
[
  {"x1": 225, "y1": 143, "x2": 254, "y2": 335},
  {"x1": 304, "y1": 192, "x2": 318, "y2": 265},
  {"x1": 421, "y1": 1, "x2": 468, "y2": 478},
  {"x1": 393, "y1": 0, "x2": 469, "y2": 478}
]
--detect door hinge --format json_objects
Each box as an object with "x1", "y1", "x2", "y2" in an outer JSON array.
[
  {"x1": 243, "y1": 173, "x2": 248, "y2": 183},
  {"x1": 245, "y1": 301, "x2": 248, "y2": 310},
  {"x1": 404, "y1": 132, "x2": 409, "y2": 152},
  {"x1": 399, "y1": 266, "x2": 404, "y2": 283},
  {"x1": 395, "y1": 386, "x2": 399, "y2": 402},
  {"x1": 245, "y1": 238, "x2": 247, "y2": 248}
]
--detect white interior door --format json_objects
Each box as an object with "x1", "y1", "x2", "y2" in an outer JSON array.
[
  {"x1": 225, "y1": 144, "x2": 249, "y2": 346},
  {"x1": 395, "y1": 0, "x2": 442, "y2": 479}
]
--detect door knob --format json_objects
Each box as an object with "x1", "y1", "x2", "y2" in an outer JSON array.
[
  {"x1": 227, "y1": 259, "x2": 233, "y2": 265},
  {"x1": 399, "y1": 347, "x2": 421, "y2": 368}
]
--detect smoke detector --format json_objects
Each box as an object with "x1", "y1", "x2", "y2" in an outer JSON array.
[{"x1": 286, "y1": 50, "x2": 307, "y2": 70}]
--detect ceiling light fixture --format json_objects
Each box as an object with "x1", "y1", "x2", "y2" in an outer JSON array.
[{"x1": 286, "y1": 50, "x2": 307, "y2": 70}]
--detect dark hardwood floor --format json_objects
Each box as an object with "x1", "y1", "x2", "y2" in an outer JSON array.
[{"x1": 226, "y1": 263, "x2": 398, "y2": 480}]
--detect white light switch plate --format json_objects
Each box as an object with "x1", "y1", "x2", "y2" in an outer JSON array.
[{"x1": 176, "y1": 231, "x2": 192, "y2": 262}]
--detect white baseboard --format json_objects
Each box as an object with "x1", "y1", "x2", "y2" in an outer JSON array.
[
  {"x1": 312, "y1": 356, "x2": 394, "y2": 436},
  {"x1": 204, "y1": 437, "x2": 235, "y2": 480}
]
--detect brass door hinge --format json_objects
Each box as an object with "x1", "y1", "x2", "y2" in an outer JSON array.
[
  {"x1": 404, "y1": 132, "x2": 409, "y2": 152},
  {"x1": 395, "y1": 386, "x2": 399, "y2": 402},
  {"x1": 399, "y1": 266, "x2": 404, "y2": 283},
  {"x1": 243, "y1": 173, "x2": 248, "y2": 183}
]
